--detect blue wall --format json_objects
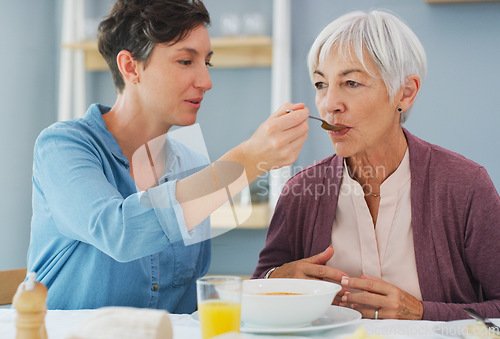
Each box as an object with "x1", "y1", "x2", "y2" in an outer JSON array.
[{"x1": 0, "y1": 1, "x2": 58, "y2": 270}]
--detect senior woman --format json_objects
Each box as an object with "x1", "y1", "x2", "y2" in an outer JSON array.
[{"x1": 253, "y1": 10, "x2": 500, "y2": 321}]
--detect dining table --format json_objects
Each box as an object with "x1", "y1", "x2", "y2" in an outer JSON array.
[{"x1": 0, "y1": 307, "x2": 496, "y2": 338}]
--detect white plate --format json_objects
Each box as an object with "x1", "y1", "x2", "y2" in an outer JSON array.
[{"x1": 192, "y1": 305, "x2": 361, "y2": 334}]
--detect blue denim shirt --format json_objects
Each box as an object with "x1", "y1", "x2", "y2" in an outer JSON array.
[{"x1": 28, "y1": 104, "x2": 211, "y2": 313}]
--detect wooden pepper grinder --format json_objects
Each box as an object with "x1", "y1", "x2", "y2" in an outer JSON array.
[{"x1": 12, "y1": 272, "x2": 48, "y2": 339}]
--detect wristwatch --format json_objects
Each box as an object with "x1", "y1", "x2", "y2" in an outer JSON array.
[{"x1": 264, "y1": 267, "x2": 278, "y2": 279}]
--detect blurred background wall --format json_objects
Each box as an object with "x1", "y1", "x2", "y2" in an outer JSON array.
[
  {"x1": 0, "y1": 1, "x2": 59, "y2": 271},
  {"x1": 1, "y1": 0, "x2": 498, "y2": 275}
]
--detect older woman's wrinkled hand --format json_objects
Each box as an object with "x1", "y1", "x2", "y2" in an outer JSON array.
[
  {"x1": 339, "y1": 274, "x2": 423, "y2": 320},
  {"x1": 268, "y1": 246, "x2": 349, "y2": 305}
]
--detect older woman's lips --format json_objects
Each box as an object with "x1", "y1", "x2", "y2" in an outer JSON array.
[{"x1": 328, "y1": 125, "x2": 350, "y2": 136}]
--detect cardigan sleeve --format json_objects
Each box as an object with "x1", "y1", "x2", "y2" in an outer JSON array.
[
  {"x1": 422, "y1": 166, "x2": 500, "y2": 320},
  {"x1": 251, "y1": 188, "x2": 295, "y2": 279},
  {"x1": 251, "y1": 156, "x2": 341, "y2": 279}
]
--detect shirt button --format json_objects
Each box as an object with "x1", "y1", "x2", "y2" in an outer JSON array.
[{"x1": 153, "y1": 284, "x2": 159, "y2": 291}]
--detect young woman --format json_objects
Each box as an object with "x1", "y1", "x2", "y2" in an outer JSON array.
[{"x1": 28, "y1": 0, "x2": 309, "y2": 313}]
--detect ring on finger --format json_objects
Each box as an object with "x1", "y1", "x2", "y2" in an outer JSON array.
[{"x1": 374, "y1": 309, "x2": 379, "y2": 320}]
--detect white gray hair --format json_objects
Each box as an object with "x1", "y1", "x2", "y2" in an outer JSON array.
[{"x1": 307, "y1": 10, "x2": 427, "y2": 123}]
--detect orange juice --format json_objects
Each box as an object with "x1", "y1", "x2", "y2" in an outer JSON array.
[{"x1": 199, "y1": 300, "x2": 241, "y2": 339}]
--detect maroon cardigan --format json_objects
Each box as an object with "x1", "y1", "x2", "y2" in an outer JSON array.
[{"x1": 253, "y1": 129, "x2": 500, "y2": 321}]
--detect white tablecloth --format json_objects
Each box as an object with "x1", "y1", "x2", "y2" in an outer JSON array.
[{"x1": 0, "y1": 309, "x2": 493, "y2": 338}]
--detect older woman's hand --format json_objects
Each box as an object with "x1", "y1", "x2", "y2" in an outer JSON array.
[
  {"x1": 269, "y1": 246, "x2": 349, "y2": 305},
  {"x1": 339, "y1": 275, "x2": 423, "y2": 320}
]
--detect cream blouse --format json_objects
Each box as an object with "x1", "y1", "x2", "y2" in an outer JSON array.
[{"x1": 326, "y1": 149, "x2": 422, "y2": 300}]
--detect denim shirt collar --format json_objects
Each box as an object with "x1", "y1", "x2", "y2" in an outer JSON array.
[
  {"x1": 83, "y1": 103, "x2": 182, "y2": 176},
  {"x1": 84, "y1": 103, "x2": 129, "y2": 166}
]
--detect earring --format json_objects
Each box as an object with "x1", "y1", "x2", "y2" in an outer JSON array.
[
  {"x1": 397, "y1": 107, "x2": 403, "y2": 112},
  {"x1": 132, "y1": 79, "x2": 140, "y2": 85}
]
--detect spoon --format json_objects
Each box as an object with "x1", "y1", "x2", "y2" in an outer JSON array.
[
  {"x1": 307, "y1": 116, "x2": 346, "y2": 132},
  {"x1": 463, "y1": 308, "x2": 500, "y2": 335},
  {"x1": 285, "y1": 110, "x2": 345, "y2": 132}
]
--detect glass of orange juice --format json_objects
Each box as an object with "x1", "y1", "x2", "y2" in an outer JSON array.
[{"x1": 197, "y1": 276, "x2": 242, "y2": 339}]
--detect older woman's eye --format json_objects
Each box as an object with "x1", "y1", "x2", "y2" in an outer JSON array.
[
  {"x1": 205, "y1": 61, "x2": 213, "y2": 68},
  {"x1": 345, "y1": 80, "x2": 361, "y2": 88},
  {"x1": 314, "y1": 82, "x2": 327, "y2": 89}
]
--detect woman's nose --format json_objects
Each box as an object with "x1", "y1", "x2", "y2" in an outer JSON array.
[
  {"x1": 195, "y1": 66, "x2": 213, "y2": 91},
  {"x1": 324, "y1": 87, "x2": 345, "y2": 114}
]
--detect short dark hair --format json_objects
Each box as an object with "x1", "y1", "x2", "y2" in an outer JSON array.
[{"x1": 97, "y1": 0, "x2": 210, "y2": 93}]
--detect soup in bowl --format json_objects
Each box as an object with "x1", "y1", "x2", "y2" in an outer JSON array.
[{"x1": 241, "y1": 278, "x2": 341, "y2": 328}]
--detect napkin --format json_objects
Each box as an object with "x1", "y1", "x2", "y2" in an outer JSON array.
[{"x1": 65, "y1": 307, "x2": 173, "y2": 339}]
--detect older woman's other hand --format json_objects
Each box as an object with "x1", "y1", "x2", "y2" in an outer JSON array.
[
  {"x1": 269, "y1": 246, "x2": 349, "y2": 305},
  {"x1": 339, "y1": 275, "x2": 423, "y2": 320}
]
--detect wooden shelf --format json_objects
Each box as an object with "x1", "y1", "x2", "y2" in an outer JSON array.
[
  {"x1": 62, "y1": 36, "x2": 272, "y2": 71},
  {"x1": 62, "y1": 40, "x2": 106, "y2": 71},
  {"x1": 210, "y1": 202, "x2": 270, "y2": 229},
  {"x1": 210, "y1": 36, "x2": 272, "y2": 68}
]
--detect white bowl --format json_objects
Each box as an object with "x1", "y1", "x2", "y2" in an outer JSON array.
[{"x1": 241, "y1": 278, "x2": 341, "y2": 328}]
